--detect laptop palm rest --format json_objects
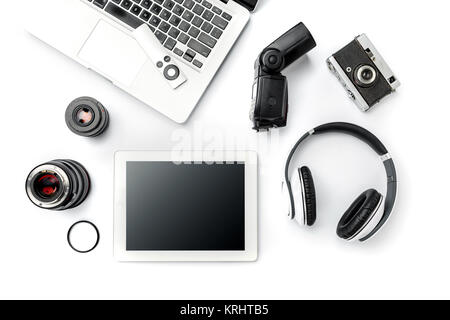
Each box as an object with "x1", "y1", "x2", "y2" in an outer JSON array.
[{"x1": 78, "y1": 20, "x2": 148, "y2": 87}]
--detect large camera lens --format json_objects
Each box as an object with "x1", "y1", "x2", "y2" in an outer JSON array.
[
  {"x1": 354, "y1": 65, "x2": 378, "y2": 87},
  {"x1": 26, "y1": 160, "x2": 90, "y2": 211},
  {"x1": 66, "y1": 97, "x2": 109, "y2": 137}
]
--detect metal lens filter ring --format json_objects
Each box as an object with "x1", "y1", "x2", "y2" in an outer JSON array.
[
  {"x1": 26, "y1": 160, "x2": 90, "y2": 211},
  {"x1": 67, "y1": 220, "x2": 100, "y2": 254},
  {"x1": 65, "y1": 97, "x2": 109, "y2": 137}
]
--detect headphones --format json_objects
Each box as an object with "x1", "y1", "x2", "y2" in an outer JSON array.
[{"x1": 284, "y1": 122, "x2": 397, "y2": 242}]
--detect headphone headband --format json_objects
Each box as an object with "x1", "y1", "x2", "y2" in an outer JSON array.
[
  {"x1": 314, "y1": 122, "x2": 388, "y2": 155},
  {"x1": 284, "y1": 122, "x2": 397, "y2": 242}
]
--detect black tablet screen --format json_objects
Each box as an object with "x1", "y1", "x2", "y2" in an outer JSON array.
[{"x1": 126, "y1": 162, "x2": 245, "y2": 251}]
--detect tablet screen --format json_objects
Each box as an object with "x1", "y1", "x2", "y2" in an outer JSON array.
[{"x1": 126, "y1": 162, "x2": 245, "y2": 251}]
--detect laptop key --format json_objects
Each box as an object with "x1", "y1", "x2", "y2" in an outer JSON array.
[
  {"x1": 193, "y1": 4, "x2": 205, "y2": 15},
  {"x1": 211, "y1": 15, "x2": 228, "y2": 30},
  {"x1": 202, "y1": 10, "x2": 213, "y2": 21},
  {"x1": 222, "y1": 12, "x2": 232, "y2": 21},
  {"x1": 173, "y1": 4, "x2": 184, "y2": 15},
  {"x1": 142, "y1": 0, "x2": 153, "y2": 9},
  {"x1": 210, "y1": 27, "x2": 222, "y2": 39},
  {"x1": 159, "y1": 21, "x2": 171, "y2": 32},
  {"x1": 201, "y1": 22, "x2": 213, "y2": 33},
  {"x1": 178, "y1": 32, "x2": 190, "y2": 44},
  {"x1": 160, "y1": 9, "x2": 171, "y2": 20},
  {"x1": 105, "y1": 3, "x2": 143, "y2": 29},
  {"x1": 179, "y1": 21, "x2": 190, "y2": 32},
  {"x1": 193, "y1": 59, "x2": 203, "y2": 68},
  {"x1": 121, "y1": 0, "x2": 133, "y2": 9},
  {"x1": 140, "y1": 10, "x2": 151, "y2": 21},
  {"x1": 93, "y1": 0, "x2": 108, "y2": 9},
  {"x1": 183, "y1": 0, "x2": 195, "y2": 10},
  {"x1": 202, "y1": 0, "x2": 212, "y2": 9},
  {"x1": 212, "y1": 6, "x2": 222, "y2": 15},
  {"x1": 182, "y1": 10, "x2": 194, "y2": 22},
  {"x1": 188, "y1": 26, "x2": 200, "y2": 38},
  {"x1": 183, "y1": 53, "x2": 193, "y2": 62},
  {"x1": 149, "y1": 15, "x2": 161, "y2": 27},
  {"x1": 186, "y1": 49, "x2": 196, "y2": 58},
  {"x1": 174, "y1": 48, "x2": 184, "y2": 56},
  {"x1": 154, "y1": 30, "x2": 167, "y2": 43},
  {"x1": 198, "y1": 32, "x2": 216, "y2": 48},
  {"x1": 131, "y1": 5, "x2": 142, "y2": 16},
  {"x1": 164, "y1": 37, "x2": 177, "y2": 50},
  {"x1": 187, "y1": 38, "x2": 211, "y2": 57},
  {"x1": 150, "y1": 4, "x2": 162, "y2": 14},
  {"x1": 163, "y1": 0, "x2": 175, "y2": 10},
  {"x1": 169, "y1": 15, "x2": 181, "y2": 26},
  {"x1": 168, "y1": 27, "x2": 180, "y2": 38},
  {"x1": 192, "y1": 16, "x2": 203, "y2": 27},
  {"x1": 183, "y1": 49, "x2": 196, "y2": 62}
]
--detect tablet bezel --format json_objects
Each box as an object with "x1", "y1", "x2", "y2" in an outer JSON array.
[{"x1": 114, "y1": 150, "x2": 258, "y2": 262}]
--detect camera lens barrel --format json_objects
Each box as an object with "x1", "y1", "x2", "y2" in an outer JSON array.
[
  {"x1": 26, "y1": 159, "x2": 90, "y2": 211},
  {"x1": 65, "y1": 97, "x2": 109, "y2": 137},
  {"x1": 354, "y1": 65, "x2": 378, "y2": 87}
]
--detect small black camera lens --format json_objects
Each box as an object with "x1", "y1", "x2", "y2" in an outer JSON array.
[
  {"x1": 66, "y1": 97, "x2": 109, "y2": 137},
  {"x1": 354, "y1": 65, "x2": 378, "y2": 87},
  {"x1": 26, "y1": 160, "x2": 90, "y2": 211}
]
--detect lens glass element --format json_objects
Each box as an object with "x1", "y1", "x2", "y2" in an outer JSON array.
[
  {"x1": 34, "y1": 173, "x2": 60, "y2": 199},
  {"x1": 75, "y1": 106, "x2": 94, "y2": 126},
  {"x1": 361, "y1": 69, "x2": 374, "y2": 81},
  {"x1": 355, "y1": 65, "x2": 377, "y2": 87},
  {"x1": 66, "y1": 98, "x2": 109, "y2": 137}
]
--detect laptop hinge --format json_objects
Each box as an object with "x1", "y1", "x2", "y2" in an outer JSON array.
[{"x1": 222, "y1": 0, "x2": 258, "y2": 12}]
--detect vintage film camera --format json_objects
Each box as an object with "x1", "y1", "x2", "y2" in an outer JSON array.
[{"x1": 327, "y1": 34, "x2": 400, "y2": 112}]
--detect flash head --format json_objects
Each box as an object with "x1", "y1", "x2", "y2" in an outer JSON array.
[{"x1": 251, "y1": 22, "x2": 316, "y2": 132}]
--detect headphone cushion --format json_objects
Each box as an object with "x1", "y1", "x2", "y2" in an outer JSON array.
[
  {"x1": 336, "y1": 189, "x2": 382, "y2": 240},
  {"x1": 300, "y1": 166, "x2": 316, "y2": 226}
]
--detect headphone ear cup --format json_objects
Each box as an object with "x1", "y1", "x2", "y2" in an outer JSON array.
[
  {"x1": 299, "y1": 166, "x2": 316, "y2": 226},
  {"x1": 336, "y1": 189, "x2": 382, "y2": 241}
]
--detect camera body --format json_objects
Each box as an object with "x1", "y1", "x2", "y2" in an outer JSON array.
[{"x1": 327, "y1": 34, "x2": 400, "y2": 112}]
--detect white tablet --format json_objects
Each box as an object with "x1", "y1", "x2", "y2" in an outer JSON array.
[{"x1": 114, "y1": 151, "x2": 258, "y2": 262}]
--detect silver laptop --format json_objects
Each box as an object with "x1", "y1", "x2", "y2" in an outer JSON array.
[{"x1": 27, "y1": 0, "x2": 258, "y2": 123}]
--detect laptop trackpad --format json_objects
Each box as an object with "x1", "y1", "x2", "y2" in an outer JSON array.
[{"x1": 78, "y1": 20, "x2": 147, "y2": 86}]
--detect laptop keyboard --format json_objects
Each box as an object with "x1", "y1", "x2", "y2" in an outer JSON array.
[{"x1": 84, "y1": 0, "x2": 233, "y2": 70}]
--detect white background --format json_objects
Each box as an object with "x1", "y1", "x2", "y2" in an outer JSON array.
[{"x1": 1, "y1": 0, "x2": 449, "y2": 300}]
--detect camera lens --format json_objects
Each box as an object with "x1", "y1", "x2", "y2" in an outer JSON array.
[
  {"x1": 26, "y1": 159, "x2": 90, "y2": 211},
  {"x1": 354, "y1": 65, "x2": 378, "y2": 87},
  {"x1": 66, "y1": 97, "x2": 109, "y2": 137}
]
